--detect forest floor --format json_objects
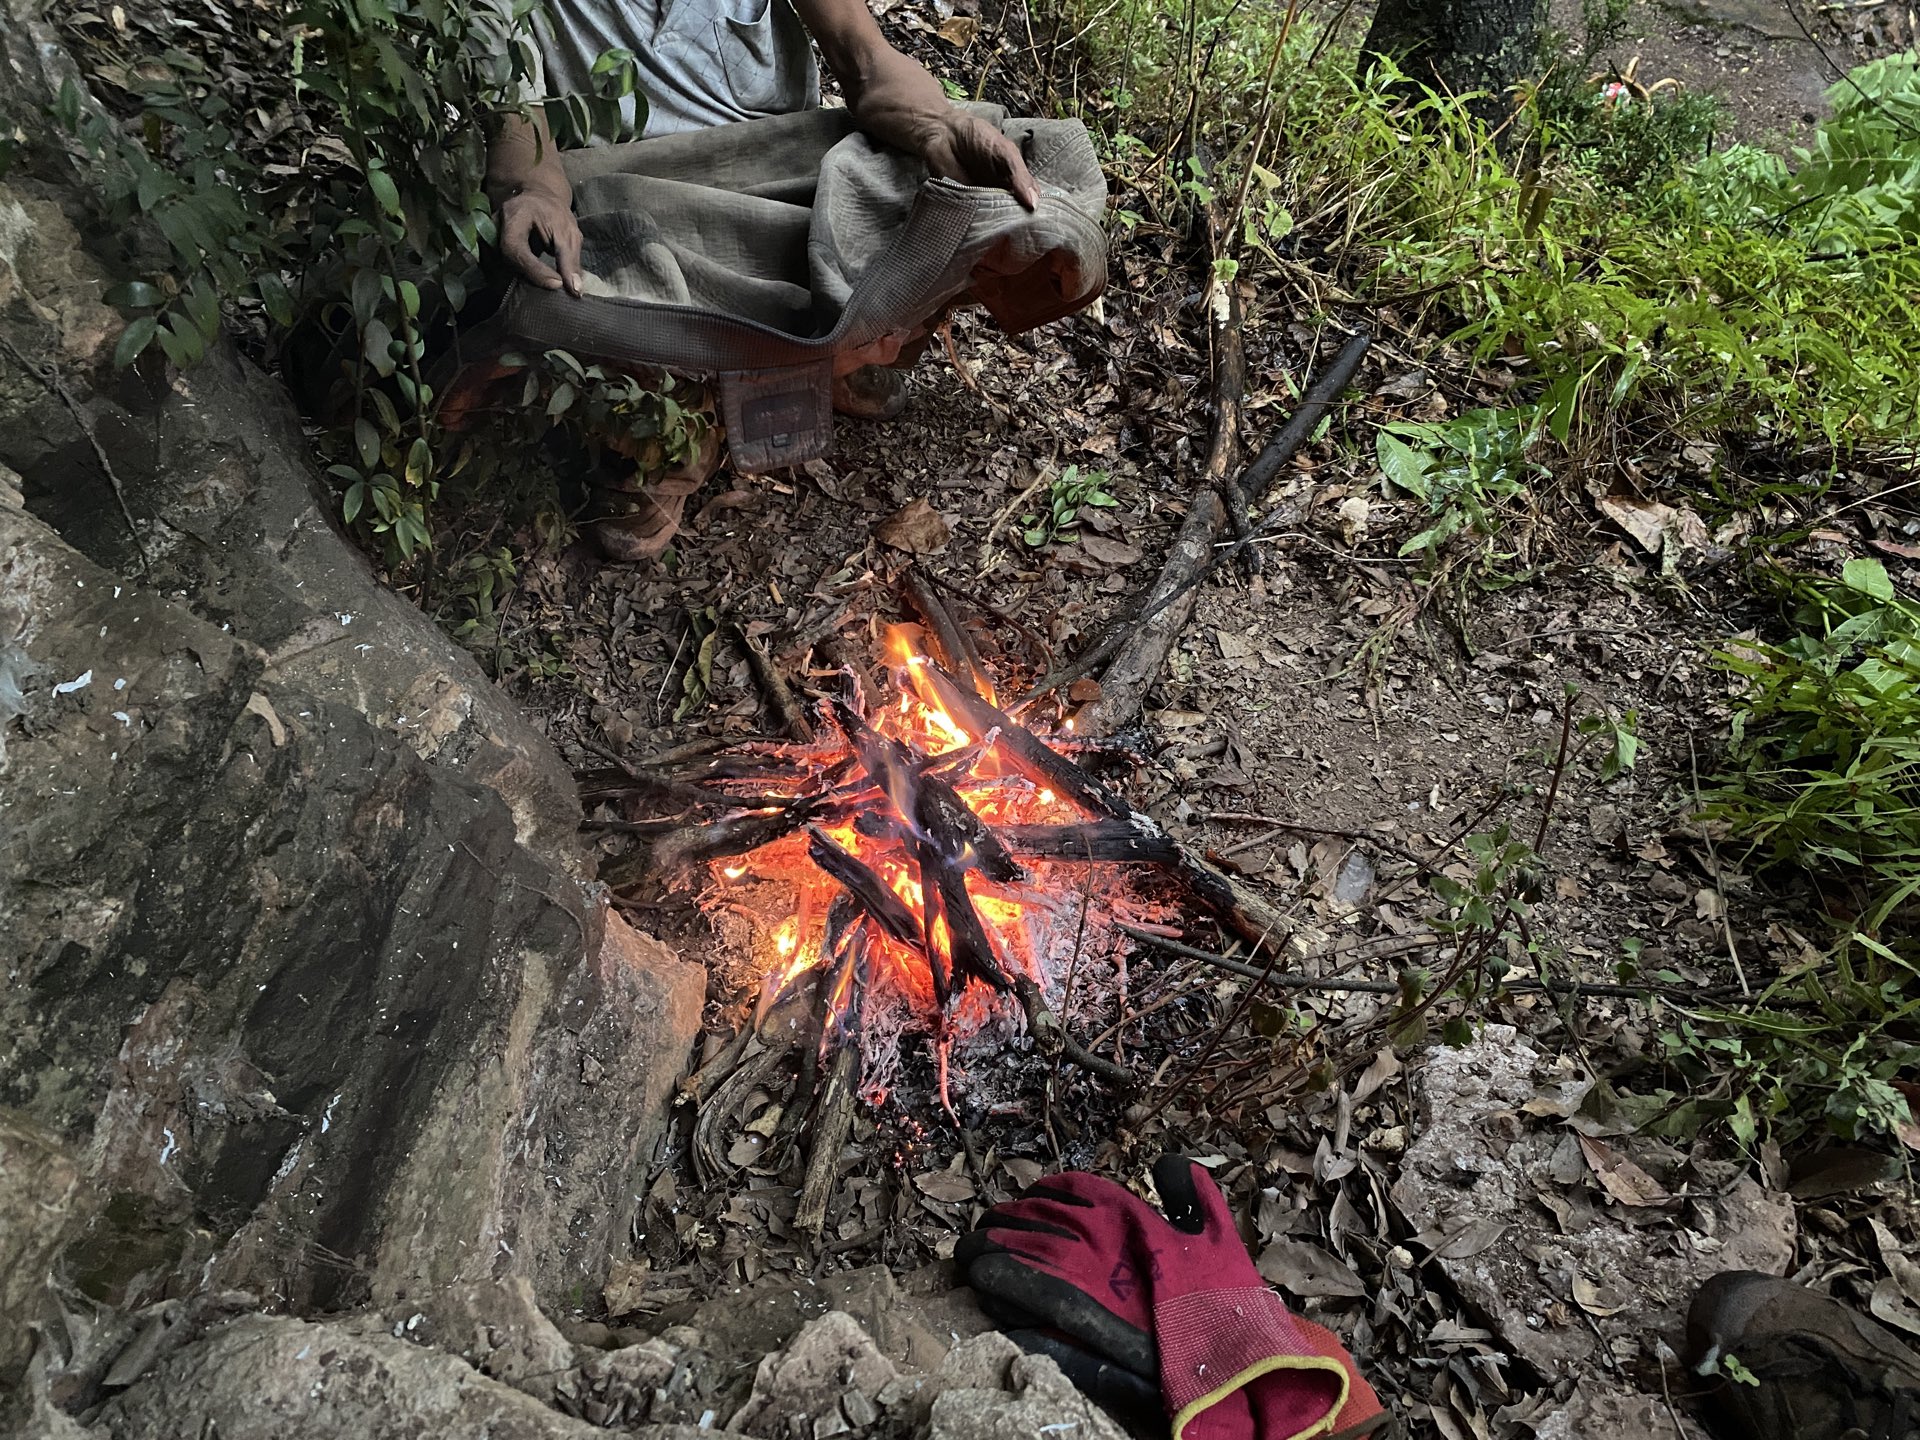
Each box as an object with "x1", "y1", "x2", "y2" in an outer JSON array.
[
  {"x1": 467, "y1": 0, "x2": 1920, "y2": 1430},
  {"x1": 52, "y1": 0, "x2": 1920, "y2": 1431}
]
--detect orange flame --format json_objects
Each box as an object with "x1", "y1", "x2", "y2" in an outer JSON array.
[{"x1": 722, "y1": 632, "x2": 1092, "y2": 1045}]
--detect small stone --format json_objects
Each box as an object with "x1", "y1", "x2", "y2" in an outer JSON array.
[
  {"x1": 813, "y1": 1411, "x2": 852, "y2": 1439},
  {"x1": 1364, "y1": 1125, "x2": 1406, "y2": 1154},
  {"x1": 843, "y1": 1390, "x2": 880, "y2": 1427}
]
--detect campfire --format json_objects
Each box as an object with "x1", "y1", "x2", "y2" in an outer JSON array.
[{"x1": 584, "y1": 577, "x2": 1293, "y2": 1228}]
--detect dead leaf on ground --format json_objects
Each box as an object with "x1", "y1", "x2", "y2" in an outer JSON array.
[
  {"x1": 1871, "y1": 1278, "x2": 1920, "y2": 1339},
  {"x1": 1352, "y1": 1047, "x2": 1402, "y2": 1104},
  {"x1": 874, "y1": 496, "x2": 951, "y2": 553},
  {"x1": 1431, "y1": 1217, "x2": 1508, "y2": 1260},
  {"x1": 1522, "y1": 1078, "x2": 1596, "y2": 1119},
  {"x1": 913, "y1": 1169, "x2": 977, "y2": 1204},
  {"x1": 1594, "y1": 494, "x2": 1674, "y2": 554},
  {"x1": 1869, "y1": 1217, "x2": 1920, "y2": 1309},
  {"x1": 1215, "y1": 629, "x2": 1254, "y2": 662},
  {"x1": 1001, "y1": 1157, "x2": 1044, "y2": 1191},
  {"x1": 1080, "y1": 533, "x2": 1143, "y2": 567},
  {"x1": 1571, "y1": 1273, "x2": 1627, "y2": 1317},
  {"x1": 603, "y1": 1259, "x2": 651, "y2": 1318},
  {"x1": 1577, "y1": 1133, "x2": 1673, "y2": 1207},
  {"x1": 1255, "y1": 1239, "x2": 1367, "y2": 1298}
]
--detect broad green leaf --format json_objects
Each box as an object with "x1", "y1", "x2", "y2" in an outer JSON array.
[
  {"x1": 105, "y1": 280, "x2": 165, "y2": 310},
  {"x1": 1843, "y1": 557, "x2": 1896, "y2": 601},
  {"x1": 113, "y1": 315, "x2": 159, "y2": 368},
  {"x1": 1376, "y1": 431, "x2": 1432, "y2": 499},
  {"x1": 368, "y1": 168, "x2": 403, "y2": 218},
  {"x1": 405, "y1": 437, "x2": 431, "y2": 488}
]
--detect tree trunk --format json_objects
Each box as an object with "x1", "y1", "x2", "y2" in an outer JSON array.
[{"x1": 1360, "y1": 0, "x2": 1545, "y2": 126}]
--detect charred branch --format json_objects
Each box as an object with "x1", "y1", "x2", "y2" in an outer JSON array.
[
  {"x1": 806, "y1": 828, "x2": 922, "y2": 949},
  {"x1": 902, "y1": 566, "x2": 992, "y2": 701},
  {"x1": 915, "y1": 839, "x2": 1011, "y2": 995},
  {"x1": 736, "y1": 623, "x2": 816, "y2": 743},
  {"x1": 1014, "y1": 977, "x2": 1133, "y2": 1087},
  {"x1": 913, "y1": 774, "x2": 1023, "y2": 885},
  {"x1": 998, "y1": 821, "x2": 1181, "y2": 864}
]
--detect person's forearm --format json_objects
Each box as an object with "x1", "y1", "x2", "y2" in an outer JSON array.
[
  {"x1": 835, "y1": 45, "x2": 954, "y2": 157},
  {"x1": 488, "y1": 109, "x2": 572, "y2": 208}
]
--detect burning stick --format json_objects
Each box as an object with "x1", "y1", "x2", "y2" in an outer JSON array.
[
  {"x1": 914, "y1": 660, "x2": 1296, "y2": 955},
  {"x1": 797, "y1": 920, "x2": 869, "y2": 1239},
  {"x1": 912, "y1": 661, "x2": 1125, "y2": 819},
  {"x1": 915, "y1": 838, "x2": 1013, "y2": 994},
  {"x1": 902, "y1": 566, "x2": 993, "y2": 703},
  {"x1": 805, "y1": 828, "x2": 922, "y2": 950}
]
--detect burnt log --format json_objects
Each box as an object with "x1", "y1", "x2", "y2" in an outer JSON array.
[
  {"x1": 999, "y1": 822, "x2": 1181, "y2": 864},
  {"x1": 805, "y1": 829, "x2": 922, "y2": 949}
]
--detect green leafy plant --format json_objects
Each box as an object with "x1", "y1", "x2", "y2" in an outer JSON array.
[
  {"x1": 1579, "y1": 708, "x2": 1641, "y2": 781},
  {"x1": 1710, "y1": 557, "x2": 1920, "y2": 928},
  {"x1": 1022, "y1": 465, "x2": 1119, "y2": 548},
  {"x1": 498, "y1": 349, "x2": 712, "y2": 473},
  {"x1": 1377, "y1": 407, "x2": 1546, "y2": 560},
  {"x1": 54, "y1": 0, "x2": 641, "y2": 565},
  {"x1": 1662, "y1": 557, "x2": 1920, "y2": 1146}
]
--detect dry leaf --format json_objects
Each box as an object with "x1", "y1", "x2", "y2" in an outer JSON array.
[
  {"x1": 603, "y1": 1259, "x2": 651, "y2": 1318},
  {"x1": 1869, "y1": 1217, "x2": 1920, "y2": 1308},
  {"x1": 1255, "y1": 1239, "x2": 1367, "y2": 1298},
  {"x1": 1352, "y1": 1047, "x2": 1402, "y2": 1103},
  {"x1": 914, "y1": 1170, "x2": 976, "y2": 1204},
  {"x1": 936, "y1": 14, "x2": 980, "y2": 42},
  {"x1": 1215, "y1": 629, "x2": 1254, "y2": 661},
  {"x1": 1871, "y1": 1278, "x2": 1920, "y2": 1339},
  {"x1": 1067, "y1": 677, "x2": 1103, "y2": 705},
  {"x1": 1080, "y1": 533, "x2": 1143, "y2": 567},
  {"x1": 874, "y1": 496, "x2": 951, "y2": 553},
  {"x1": 1432, "y1": 1217, "x2": 1508, "y2": 1260},
  {"x1": 1571, "y1": 1273, "x2": 1626, "y2": 1317},
  {"x1": 1594, "y1": 494, "x2": 1674, "y2": 555},
  {"x1": 1577, "y1": 1133, "x2": 1673, "y2": 1207},
  {"x1": 1522, "y1": 1078, "x2": 1596, "y2": 1118},
  {"x1": 728, "y1": 1133, "x2": 767, "y2": 1167},
  {"x1": 1002, "y1": 1157, "x2": 1044, "y2": 1191}
]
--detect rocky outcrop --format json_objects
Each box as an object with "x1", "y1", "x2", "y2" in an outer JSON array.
[
  {"x1": 88, "y1": 1314, "x2": 619, "y2": 1440},
  {"x1": 0, "y1": 0, "x2": 705, "y2": 1406}
]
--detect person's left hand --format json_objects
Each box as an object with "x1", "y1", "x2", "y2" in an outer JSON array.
[{"x1": 916, "y1": 109, "x2": 1040, "y2": 209}]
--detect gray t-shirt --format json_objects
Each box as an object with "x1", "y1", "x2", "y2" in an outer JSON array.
[{"x1": 532, "y1": 0, "x2": 820, "y2": 138}]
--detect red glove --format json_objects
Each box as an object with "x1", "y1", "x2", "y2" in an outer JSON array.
[{"x1": 957, "y1": 1156, "x2": 1386, "y2": 1440}]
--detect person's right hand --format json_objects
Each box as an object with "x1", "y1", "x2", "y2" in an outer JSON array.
[{"x1": 499, "y1": 186, "x2": 583, "y2": 296}]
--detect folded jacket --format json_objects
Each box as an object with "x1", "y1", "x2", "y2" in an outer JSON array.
[{"x1": 444, "y1": 105, "x2": 1108, "y2": 469}]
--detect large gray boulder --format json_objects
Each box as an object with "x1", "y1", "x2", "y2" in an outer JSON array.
[{"x1": 0, "y1": 1, "x2": 705, "y2": 1400}]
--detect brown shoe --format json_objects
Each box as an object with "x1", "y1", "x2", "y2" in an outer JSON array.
[
  {"x1": 587, "y1": 426, "x2": 724, "y2": 562},
  {"x1": 1687, "y1": 1270, "x2": 1920, "y2": 1439},
  {"x1": 832, "y1": 364, "x2": 908, "y2": 421}
]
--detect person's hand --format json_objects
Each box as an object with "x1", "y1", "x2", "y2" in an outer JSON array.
[
  {"x1": 499, "y1": 186, "x2": 584, "y2": 296},
  {"x1": 916, "y1": 109, "x2": 1040, "y2": 209}
]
